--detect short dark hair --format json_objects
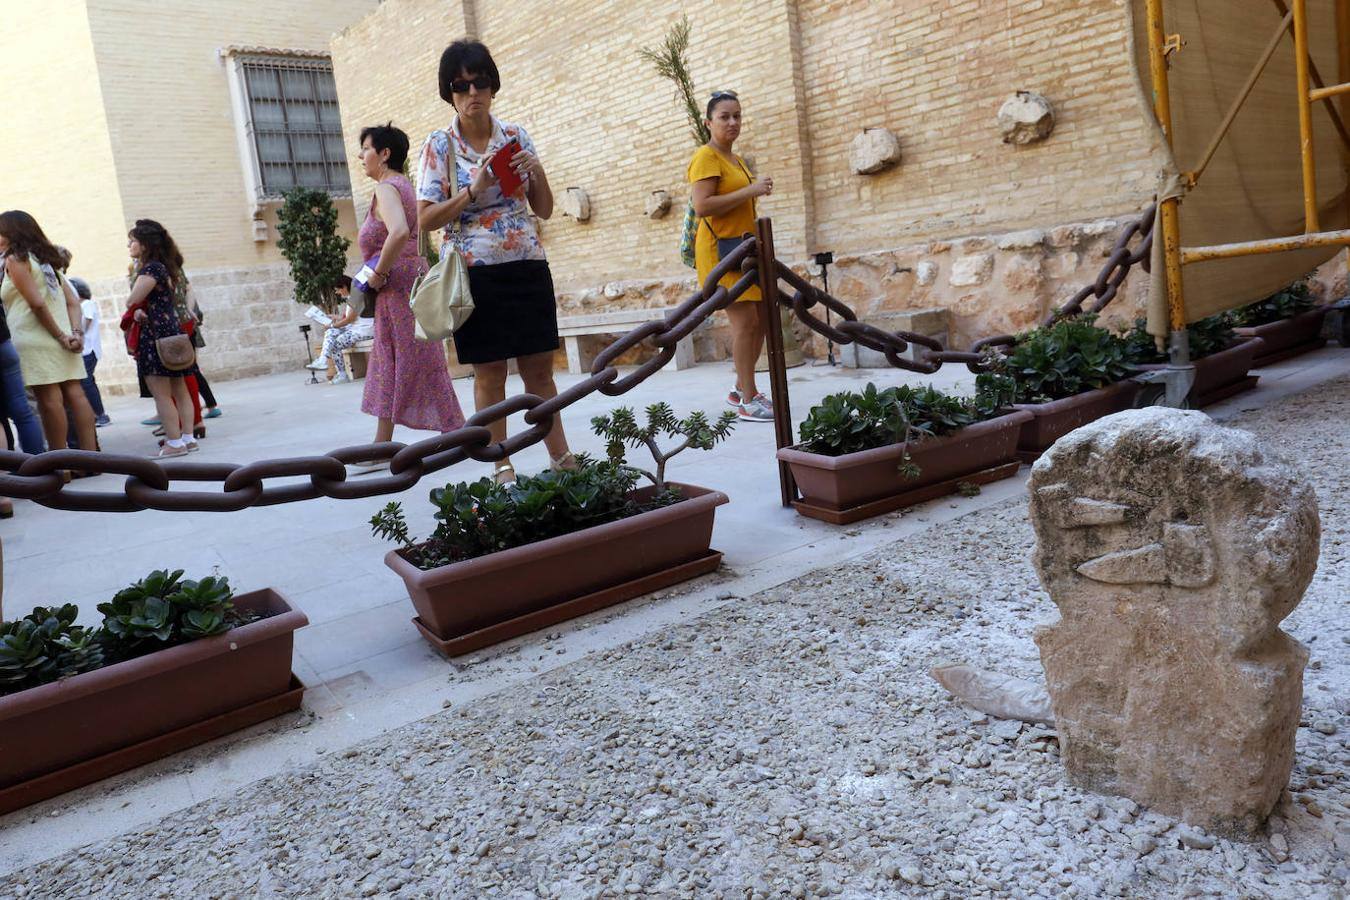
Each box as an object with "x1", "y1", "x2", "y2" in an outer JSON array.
[
  {"x1": 335, "y1": 274, "x2": 352, "y2": 292},
  {"x1": 68, "y1": 277, "x2": 91, "y2": 299},
  {"x1": 705, "y1": 90, "x2": 740, "y2": 120},
  {"x1": 438, "y1": 40, "x2": 501, "y2": 104},
  {"x1": 359, "y1": 122, "x2": 410, "y2": 171}
]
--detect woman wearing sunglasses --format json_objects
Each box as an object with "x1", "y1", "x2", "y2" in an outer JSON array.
[
  {"x1": 416, "y1": 39, "x2": 574, "y2": 485},
  {"x1": 688, "y1": 90, "x2": 775, "y2": 422}
]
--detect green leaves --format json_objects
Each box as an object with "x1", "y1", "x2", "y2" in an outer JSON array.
[
  {"x1": 0, "y1": 604, "x2": 101, "y2": 695},
  {"x1": 1231, "y1": 278, "x2": 1317, "y2": 327},
  {"x1": 798, "y1": 382, "x2": 988, "y2": 457},
  {"x1": 591, "y1": 402, "x2": 737, "y2": 490},
  {"x1": 97, "y1": 569, "x2": 240, "y2": 660},
  {"x1": 370, "y1": 502, "x2": 415, "y2": 549},
  {"x1": 999, "y1": 315, "x2": 1135, "y2": 403},
  {"x1": 276, "y1": 187, "x2": 352, "y2": 314},
  {"x1": 378, "y1": 458, "x2": 681, "y2": 571},
  {"x1": 1, "y1": 571, "x2": 245, "y2": 697},
  {"x1": 1122, "y1": 313, "x2": 1236, "y2": 363},
  {"x1": 638, "y1": 16, "x2": 711, "y2": 147}
]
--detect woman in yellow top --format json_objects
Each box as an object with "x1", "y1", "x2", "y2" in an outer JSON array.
[{"x1": 687, "y1": 90, "x2": 775, "y2": 422}]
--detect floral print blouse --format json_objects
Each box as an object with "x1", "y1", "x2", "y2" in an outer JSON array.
[{"x1": 415, "y1": 116, "x2": 546, "y2": 267}]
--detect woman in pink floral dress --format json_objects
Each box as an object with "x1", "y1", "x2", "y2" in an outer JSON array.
[{"x1": 354, "y1": 123, "x2": 464, "y2": 467}]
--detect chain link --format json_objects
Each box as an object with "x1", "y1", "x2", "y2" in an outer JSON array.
[{"x1": 0, "y1": 208, "x2": 1154, "y2": 513}]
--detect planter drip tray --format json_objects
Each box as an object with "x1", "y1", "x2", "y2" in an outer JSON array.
[
  {"x1": 792, "y1": 462, "x2": 1021, "y2": 525},
  {"x1": 414, "y1": 550, "x2": 724, "y2": 658},
  {"x1": 0, "y1": 675, "x2": 305, "y2": 817}
]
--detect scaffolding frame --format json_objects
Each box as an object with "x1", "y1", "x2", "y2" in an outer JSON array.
[{"x1": 1146, "y1": 0, "x2": 1350, "y2": 388}]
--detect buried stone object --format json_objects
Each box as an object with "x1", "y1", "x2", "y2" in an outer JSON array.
[{"x1": 1029, "y1": 407, "x2": 1319, "y2": 838}]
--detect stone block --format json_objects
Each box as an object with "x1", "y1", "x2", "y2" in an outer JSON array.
[
  {"x1": 838, "y1": 307, "x2": 950, "y2": 368},
  {"x1": 998, "y1": 90, "x2": 1055, "y2": 145},
  {"x1": 997, "y1": 229, "x2": 1046, "y2": 251},
  {"x1": 848, "y1": 128, "x2": 901, "y2": 175},
  {"x1": 1030, "y1": 408, "x2": 1320, "y2": 838},
  {"x1": 949, "y1": 254, "x2": 994, "y2": 287}
]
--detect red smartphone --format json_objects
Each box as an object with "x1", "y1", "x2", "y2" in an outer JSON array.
[{"x1": 489, "y1": 139, "x2": 524, "y2": 197}]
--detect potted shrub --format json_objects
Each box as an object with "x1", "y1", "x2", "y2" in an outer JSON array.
[
  {"x1": 997, "y1": 315, "x2": 1141, "y2": 462},
  {"x1": 776, "y1": 380, "x2": 1031, "y2": 524},
  {"x1": 1232, "y1": 279, "x2": 1328, "y2": 366},
  {"x1": 1125, "y1": 313, "x2": 1261, "y2": 407},
  {"x1": 378, "y1": 405, "x2": 734, "y2": 657},
  {"x1": 0, "y1": 571, "x2": 306, "y2": 815}
]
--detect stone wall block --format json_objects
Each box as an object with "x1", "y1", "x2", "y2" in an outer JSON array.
[
  {"x1": 949, "y1": 254, "x2": 994, "y2": 287},
  {"x1": 998, "y1": 90, "x2": 1055, "y2": 145},
  {"x1": 848, "y1": 128, "x2": 902, "y2": 175}
]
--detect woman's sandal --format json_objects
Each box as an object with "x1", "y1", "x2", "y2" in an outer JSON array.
[
  {"x1": 493, "y1": 462, "x2": 517, "y2": 486},
  {"x1": 549, "y1": 452, "x2": 579, "y2": 472}
]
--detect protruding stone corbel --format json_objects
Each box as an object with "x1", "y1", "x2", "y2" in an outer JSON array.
[
  {"x1": 848, "y1": 128, "x2": 901, "y2": 175},
  {"x1": 562, "y1": 187, "x2": 591, "y2": 222}
]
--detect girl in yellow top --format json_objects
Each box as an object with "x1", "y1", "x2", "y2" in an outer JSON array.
[{"x1": 687, "y1": 90, "x2": 775, "y2": 422}]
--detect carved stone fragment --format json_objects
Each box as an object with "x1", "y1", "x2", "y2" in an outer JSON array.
[
  {"x1": 561, "y1": 187, "x2": 591, "y2": 221},
  {"x1": 1030, "y1": 408, "x2": 1319, "y2": 837},
  {"x1": 848, "y1": 128, "x2": 901, "y2": 175},
  {"x1": 999, "y1": 91, "x2": 1055, "y2": 145}
]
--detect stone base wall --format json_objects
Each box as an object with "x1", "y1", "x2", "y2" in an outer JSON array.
[
  {"x1": 86, "y1": 262, "x2": 312, "y2": 397},
  {"x1": 556, "y1": 214, "x2": 1150, "y2": 369}
]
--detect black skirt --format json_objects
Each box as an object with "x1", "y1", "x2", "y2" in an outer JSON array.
[{"x1": 455, "y1": 259, "x2": 560, "y2": 364}]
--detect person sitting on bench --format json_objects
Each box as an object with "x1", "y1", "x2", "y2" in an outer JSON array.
[{"x1": 307, "y1": 276, "x2": 374, "y2": 384}]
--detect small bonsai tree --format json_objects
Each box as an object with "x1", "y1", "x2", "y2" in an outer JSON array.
[
  {"x1": 591, "y1": 403, "x2": 737, "y2": 490},
  {"x1": 276, "y1": 186, "x2": 351, "y2": 313},
  {"x1": 639, "y1": 16, "x2": 710, "y2": 147}
]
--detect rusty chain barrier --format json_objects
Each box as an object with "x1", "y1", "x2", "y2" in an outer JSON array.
[{"x1": 0, "y1": 207, "x2": 1155, "y2": 513}]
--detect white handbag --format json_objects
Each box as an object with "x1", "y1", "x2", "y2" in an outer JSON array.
[{"x1": 410, "y1": 132, "x2": 474, "y2": 341}]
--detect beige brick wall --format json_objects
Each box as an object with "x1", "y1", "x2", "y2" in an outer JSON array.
[
  {"x1": 796, "y1": 0, "x2": 1156, "y2": 253},
  {"x1": 331, "y1": 0, "x2": 1160, "y2": 353},
  {"x1": 83, "y1": 0, "x2": 375, "y2": 282},
  {"x1": 3, "y1": 1, "x2": 127, "y2": 281}
]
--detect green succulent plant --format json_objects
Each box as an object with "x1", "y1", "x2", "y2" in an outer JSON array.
[
  {"x1": 1231, "y1": 278, "x2": 1318, "y2": 327},
  {"x1": 997, "y1": 315, "x2": 1135, "y2": 404},
  {"x1": 98, "y1": 569, "x2": 237, "y2": 658},
  {"x1": 0, "y1": 604, "x2": 105, "y2": 696},
  {"x1": 1122, "y1": 313, "x2": 1237, "y2": 364},
  {"x1": 798, "y1": 382, "x2": 999, "y2": 458},
  {"x1": 591, "y1": 402, "x2": 738, "y2": 490}
]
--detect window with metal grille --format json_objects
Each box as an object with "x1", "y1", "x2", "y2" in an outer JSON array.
[{"x1": 239, "y1": 57, "x2": 349, "y2": 197}]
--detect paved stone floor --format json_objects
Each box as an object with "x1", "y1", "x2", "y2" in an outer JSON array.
[{"x1": 0, "y1": 347, "x2": 1346, "y2": 896}]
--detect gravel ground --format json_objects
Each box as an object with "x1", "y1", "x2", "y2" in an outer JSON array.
[{"x1": 2, "y1": 379, "x2": 1347, "y2": 900}]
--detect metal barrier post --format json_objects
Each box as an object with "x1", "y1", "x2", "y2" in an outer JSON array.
[{"x1": 754, "y1": 217, "x2": 797, "y2": 507}]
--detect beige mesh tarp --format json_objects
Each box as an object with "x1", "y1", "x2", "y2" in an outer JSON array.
[{"x1": 1129, "y1": 0, "x2": 1349, "y2": 333}]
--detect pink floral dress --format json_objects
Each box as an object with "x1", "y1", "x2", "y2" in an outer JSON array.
[{"x1": 359, "y1": 174, "x2": 465, "y2": 433}]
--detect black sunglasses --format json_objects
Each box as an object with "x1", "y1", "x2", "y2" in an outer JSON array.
[
  {"x1": 710, "y1": 90, "x2": 738, "y2": 101},
  {"x1": 451, "y1": 76, "x2": 494, "y2": 94}
]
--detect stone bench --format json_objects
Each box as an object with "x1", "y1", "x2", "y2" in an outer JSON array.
[
  {"x1": 838, "y1": 307, "x2": 950, "y2": 368},
  {"x1": 341, "y1": 338, "x2": 376, "y2": 380},
  {"x1": 556, "y1": 308, "x2": 697, "y2": 375}
]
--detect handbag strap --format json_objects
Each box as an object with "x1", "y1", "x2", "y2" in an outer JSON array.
[
  {"x1": 698, "y1": 152, "x2": 756, "y2": 241},
  {"x1": 421, "y1": 129, "x2": 464, "y2": 261}
]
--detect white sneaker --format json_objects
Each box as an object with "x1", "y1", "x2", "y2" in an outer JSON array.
[
  {"x1": 306, "y1": 357, "x2": 329, "y2": 370},
  {"x1": 738, "y1": 395, "x2": 774, "y2": 422},
  {"x1": 330, "y1": 373, "x2": 352, "y2": 384}
]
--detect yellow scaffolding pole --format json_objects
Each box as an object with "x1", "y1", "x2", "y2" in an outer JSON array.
[
  {"x1": 1293, "y1": 0, "x2": 1320, "y2": 231},
  {"x1": 1146, "y1": 0, "x2": 1188, "y2": 338}
]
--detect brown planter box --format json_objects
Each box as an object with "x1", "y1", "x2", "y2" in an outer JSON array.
[
  {"x1": 1137, "y1": 338, "x2": 1261, "y2": 408},
  {"x1": 0, "y1": 589, "x2": 307, "y2": 815},
  {"x1": 777, "y1": 410, "x2": 1032, "y2": 524},
  {"x1": 1235, "y1": 306, "x2": 1329, "y2": 367},
  {"x1": 387, "y1": 484, "x2": 728, "y2": 657},
  {"x1": 1013, "y1": 380, "x2": 1142, "y2": 463}
]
